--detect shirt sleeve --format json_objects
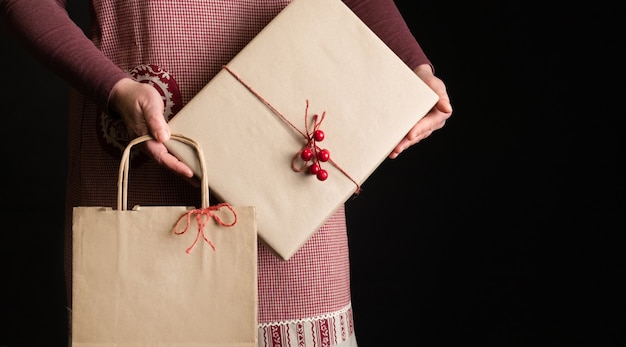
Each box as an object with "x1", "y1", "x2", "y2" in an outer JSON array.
[
  {"x1": 0, "y1": 0, "x2": 129, "y2": 109},
  {"x1": 1, "y1": 0, "x2": 432, "y2": 111},
  {"x1": 343, "y1": 0, "x2": 432, "y2": 71}
]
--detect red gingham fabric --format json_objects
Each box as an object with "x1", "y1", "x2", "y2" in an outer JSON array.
[{"x1": 64, "y1": 1, "x2": 356, "y2": 345}]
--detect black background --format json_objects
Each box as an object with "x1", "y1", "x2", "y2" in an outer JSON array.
[{"x1": 1, "y1": 1, "x2": 623, "y2": 346}]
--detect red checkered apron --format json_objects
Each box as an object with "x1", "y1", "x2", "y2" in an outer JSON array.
[{"x1": 65, "y1": 1, "x2": 356, "y2": 346}]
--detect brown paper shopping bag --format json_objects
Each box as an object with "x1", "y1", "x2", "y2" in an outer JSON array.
[{"x1": 71, "y1": 134, "x2": 258, "y2": 346}]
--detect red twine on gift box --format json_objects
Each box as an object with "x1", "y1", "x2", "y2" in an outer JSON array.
[
  {"x1": 291, "y1": 101, "x2": 329, "y2": 179},
  {"x1": 222, "y1": 65, "x2": 361, "y2": 194},
  {"x1": 173, "y1": 203, "x2": 238, "y2": 253}
]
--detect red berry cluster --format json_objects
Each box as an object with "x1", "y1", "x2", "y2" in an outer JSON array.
[{"x1": 300, "y1": 129, "x2": 330, "y2": 181}]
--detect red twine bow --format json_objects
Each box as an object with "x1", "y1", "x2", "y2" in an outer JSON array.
[
  {"x1": 173, "y1": 203, "x2": 238, "y2": 253},
  {"x1": 222, "y1": 65, "x2": 361, "y2": 194}
]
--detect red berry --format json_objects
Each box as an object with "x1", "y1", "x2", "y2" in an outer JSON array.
[
  {"x1": 308, "y1": 163, "x2": 321, "y2": 174},
  {"x1": 313, "y1": 130, "x2": 325, "y2": 142},
  {"x1": 316, "y1": 169, "x2": 328, "y2": 181},
  {"x1": 300, "y1": 148, "x2": 313, "y2": 161},
  {"x1": 317, "y1": 149, "x2": 330, "y2": 162}
]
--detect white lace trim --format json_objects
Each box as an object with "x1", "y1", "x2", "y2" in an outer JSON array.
[
  {"x1": 258, "y1": 303, "x2": 355, "y2": 347},
  {"x1": 259, "y1": 302, "x2": 353, "y2": 327}
]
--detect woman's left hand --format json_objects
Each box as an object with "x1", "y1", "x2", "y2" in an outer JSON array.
[{"x1": 389, "y1": 64, "x2": 453, "y2": 159}]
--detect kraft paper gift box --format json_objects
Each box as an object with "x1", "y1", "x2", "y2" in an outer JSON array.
[{"x1": 166, "y1": 0, "x2": 439, "y2": 260}]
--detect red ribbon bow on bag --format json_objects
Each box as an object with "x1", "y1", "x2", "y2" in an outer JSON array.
[{"x1": 173, "y1": 203, "x2": 238, "y2": 253}]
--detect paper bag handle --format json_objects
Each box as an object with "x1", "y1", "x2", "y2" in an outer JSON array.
[{"x1": 117, "y1": 134, "x2": 209, "y2": 211}]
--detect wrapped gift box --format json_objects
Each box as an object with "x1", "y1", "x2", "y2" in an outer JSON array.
[{"x1": 166, "y1": 0, "x2": 438, "y2": 260}]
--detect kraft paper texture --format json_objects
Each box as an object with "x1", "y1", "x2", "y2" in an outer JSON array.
[
  {"x1": 72, "y1": 135, "x2": 258, "y2": 346},
  {"x1": 166, "y1": 0, "x2": 439, "y2": 260}
]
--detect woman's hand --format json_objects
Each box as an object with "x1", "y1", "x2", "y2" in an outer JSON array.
[
  {"x1": 108, "y1": 77, "x2": 195, "y2": 179},
  {"x1": 389, "y1": 64, "x2": 453, "y2": 159}
]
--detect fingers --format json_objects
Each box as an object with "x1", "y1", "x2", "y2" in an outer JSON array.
[
  {"x1": 388, "y1": 107, "x2": 451, "y2": 159},
  {"x1": 144, "y1": 140, "x2": 195, "y2": 179},
  {"x1": 388, "y1": 124, "x2": 431, "y2": 159},
  {"x1": 436, "y1": 94, "x2": 453, "y2": 115}
]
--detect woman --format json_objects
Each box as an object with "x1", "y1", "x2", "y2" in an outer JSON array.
[{"x1": 0, "y1": 0, "x2": 452, "y2": 345}]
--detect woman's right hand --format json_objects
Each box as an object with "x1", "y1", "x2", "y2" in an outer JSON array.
[{"x1": 108, "y1": 77, "x2": 195, "y2": 180}]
